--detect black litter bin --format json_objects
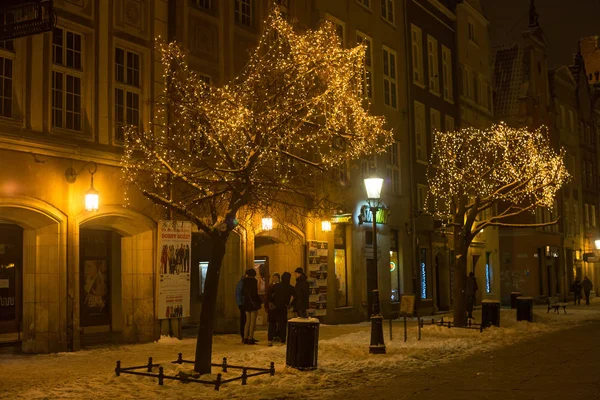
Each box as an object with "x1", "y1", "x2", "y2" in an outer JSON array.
[
  {"x1": 481, "y1": 300, "x2": 501, "y2": 329},
  {"x1": 510, "y1": 292, "x2": 522, "y2": 309},
  {"x1": 286, "y1": 318, "x2": 320, "y2": 371},
  {"x1": 516, "y1": 296, "x2": 533, "y2": 322}
]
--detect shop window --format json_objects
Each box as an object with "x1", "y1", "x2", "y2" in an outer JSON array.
[
  {"x1": 334, "y1": 224, "x2": 350, "y2": 307},
  {"x1": 485, "y1": 252, "x2": 492, "y2": 294},
  {"x1": 390, "y1": 229, "x2": 401, "y2": 302},
  {"x1": 420, "y1": 248, "x2": 427, "y2": 299},
  {"x1": 198, "y1": 261, "x2": 208, "y2": 294}
]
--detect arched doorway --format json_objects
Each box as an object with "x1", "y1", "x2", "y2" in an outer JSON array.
[
  {"x1": 0, "y1": 224, "x2": 23, "y2": 337},
  {"x1": 77, "y1": 207, "x2": 156, "y2": 346}
]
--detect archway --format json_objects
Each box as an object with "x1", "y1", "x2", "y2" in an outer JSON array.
[{"x1": 0, "y1": 196, "x2": 67, "y2": 353}]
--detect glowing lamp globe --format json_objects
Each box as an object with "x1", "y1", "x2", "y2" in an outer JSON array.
[{"x1": 364, "y1": 177, "x2": 383, "y2": 200}]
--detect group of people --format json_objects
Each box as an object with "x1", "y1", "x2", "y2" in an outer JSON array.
[
  {"x1": 235, "y1": 267, "x2": 309, "y2": 346},
  {"x1": 571, "y1": 276, "x2": 594, "y2": 305},
  {"x1": 160, "y1": 244, "x2": 190, "y2": 274}
]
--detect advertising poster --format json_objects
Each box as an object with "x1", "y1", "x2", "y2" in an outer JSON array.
[
  {"x1": 158, "y1": 221, "x2": 191, "y2": 319},
  {"x1": 307, "y1": 240, "x2": 328, "y2": 317},
  {"x1": 81, "y1": 259, "x2": 110, "y2": 326}
]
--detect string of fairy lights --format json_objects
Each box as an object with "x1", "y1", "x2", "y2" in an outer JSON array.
[
  {"x1": 121, "y1": 9, "x2": 393, "y2": 231},
  {"x1": 427, "y1": 123, "x2": 570, "y2": 232}
]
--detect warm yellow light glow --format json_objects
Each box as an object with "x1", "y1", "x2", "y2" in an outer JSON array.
[
  {"x1": 364, "y1": 177, "x2": 384, "y2": 200},
  {"x1": 262, "y1": 217, "x2": 273, "y2": 231},
  {"x1": 321, "y1": 220, "x2": 332, "y2": 232},
  {"x1": 85, "y1": 187, "x2": 99, "y2": 212},
  {"x1": 595, "y1": 240, "x2": 600, "y2": 250}
]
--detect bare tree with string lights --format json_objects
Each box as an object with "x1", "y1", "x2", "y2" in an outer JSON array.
[
  {"x1": 426, "y1": 123, "x2": 569, "y2": 327},
  {"x1": 122, "y1": 10, "x2": 393, "y2": 373}
]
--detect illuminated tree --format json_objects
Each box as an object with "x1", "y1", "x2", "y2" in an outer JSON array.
[
  {"x1": 427, "y1": 123, "x2": 569, "y2": 327},
  {"x1": 122, "y1": 10, "x2": 392, "y2": 373}
]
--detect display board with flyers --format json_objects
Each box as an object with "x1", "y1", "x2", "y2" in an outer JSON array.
[{"x1": 307, "y1": 240, "x2": 328, "y2": 317}]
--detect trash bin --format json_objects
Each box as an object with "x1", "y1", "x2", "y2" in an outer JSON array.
[
  {"x1": 510, "y1": 292, "x2": 522, "y2": 309},
  {"x1": 286, "y1": 317, "x2": 320, "y2": 371},
  {"x1": 516, "y1": 296, "x2": 533, "y2": 322},
  {"x1": 481, "y1": 299, "x2": 501, "y2": 329}
]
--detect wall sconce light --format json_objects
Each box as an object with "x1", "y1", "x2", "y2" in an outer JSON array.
[
  {"x1": 65, "y1": 161, "x2": 99, "y2": 212},
  {"x1": 595, "y1": 240, "x2": 600, "y2": 250},
  {"x1": 321, "y1": 220, "x2": 332, "y2": 232},
  {"x1": 261, "y1": 217, "x2": 273, "y2": 231}
]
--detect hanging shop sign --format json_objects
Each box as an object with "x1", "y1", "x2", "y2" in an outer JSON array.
[
  {"x1": 331, "y1": 214, "x2": 353, "y2": 224},
  {"x1": 306, "y1": 240, "x2": 329, "y2": 317},
  {"x1": 358, "y1": 205, "x2": 390, "y2": 225},
  {"x1": 158, "y1": 220, "x2": 192, "y2": 320}
]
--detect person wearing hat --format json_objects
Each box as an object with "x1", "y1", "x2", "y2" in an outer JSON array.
[
  {"x1": 265, "y1": 272, "x2": 280, "y2": 346},
  {"x1": 293, "y1": 267, "x2": 309, "y2": 318}
]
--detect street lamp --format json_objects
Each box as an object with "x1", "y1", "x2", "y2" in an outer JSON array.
[{"x1": 364, "y1": 176, "x2": 386, "y2": 354}]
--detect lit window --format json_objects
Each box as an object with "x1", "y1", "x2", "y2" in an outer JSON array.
[
  {"x1": 382, "y1": 46, "x2": 397, "y2": 108},
  {"x1": 334, "y1": 225, "x2": 351, "y2": 307},
  {"x1": 52, "y1": 28, "x2": 83, "y2": 131},
  {"x1": 234, "y1": 0, "x2": 253, "y2": 27}
]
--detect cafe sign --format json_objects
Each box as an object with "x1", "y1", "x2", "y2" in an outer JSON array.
[{"x1": 358, "y1": 205, "x2": 390, "y2": 225}]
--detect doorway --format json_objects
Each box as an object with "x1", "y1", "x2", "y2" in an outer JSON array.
[{"x1": 0, "y1": 224, "x2": 23, "y2": 336}]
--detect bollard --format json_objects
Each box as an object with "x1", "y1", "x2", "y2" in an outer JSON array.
[
  {"x1": 242, "y1": 368, "x2": 248, "y2": 385},
  {"x1": 222, "y1": 357, "x2": 228, "y2": 373},
  {"x1": 214, "y1": 373, "x2": 222, "y2": 391},
  {"x1": 147, "y1": 357, "x2": 153, "y2": 372},
  {"x1": 176, "y1": 352, "x2": 183, "y2": 364},
  {"x1": 115, "y1": 360, "x2": 121, "y2": 377},
  {"x1": 158, "y1": 367, "x2": 164, "y2": 386},
  {"x1": 270, "y1": 362, "x2": 275, "y2": 376}
]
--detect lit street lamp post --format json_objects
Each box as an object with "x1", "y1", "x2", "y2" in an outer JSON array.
[{"x1": 364, "y1": 177, "x2": 386, "y2": 354}]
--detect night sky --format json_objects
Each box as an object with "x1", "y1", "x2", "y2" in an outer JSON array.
[{"x1": 481, "y1": 0, "x2": 600, "y2": 69}]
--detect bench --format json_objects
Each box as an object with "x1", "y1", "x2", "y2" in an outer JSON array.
[{"x1": 547, "y1": 296, "x2": 568, "y2": 314}]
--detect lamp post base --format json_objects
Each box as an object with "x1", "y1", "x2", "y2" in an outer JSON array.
[{"x1": 369, "y1": 290, "x2": 386, "y2": 354}]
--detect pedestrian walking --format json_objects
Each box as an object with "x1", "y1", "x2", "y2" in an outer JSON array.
[
  {"x1": 466, "y1": 272, "x2": 478, "y2": 319},
  {"x1": 293, "y1": 267, "x2": 309, "y2": 318},
  {"x1": 265, "y1": 272, "x2": 280, "y2": 347},
  {"x1": 582, "y1": 276, "x2": 593, "y2": 305},
  {"x1": 572, "y1": 278, "x2": 582, "y2": 305},
  {"x1": 242, "y1": 269, "x2": 262, "y2": 345},
  {"x1": 235, "y1": 274, "x2": 246, "y2": 342},
  {"x1": 271, "y1": 271, "x2": 295, "y2": 344}
]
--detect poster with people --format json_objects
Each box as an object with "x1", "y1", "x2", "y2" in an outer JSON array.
[
  {"x1": 158, "y1": 220, "x2": 191, "y2": 319},
  {"x1": 307, "y1": 240, "x2": 328, "y2": 317},
  {"x1": 81, "y1": 259, "x2": 110, "y2": 326}
]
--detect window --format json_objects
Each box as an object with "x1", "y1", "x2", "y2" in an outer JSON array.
[
  {"x1": 115, "y1": 47, "x2": 141, "y2": 143},
  {"x1": 585, "y1": 203, "x2": 590, "y2": 228},
  {"x1": 361, "y1": 154, "x2": 377, "y2": 176},
  {"x1": 441, "y1": 46, "x2": 453, "y2": 102},
  {"x1": 382, "y1": 46, "x2": 397, "y2": 107},
  {"x1": 381, "y1": 0, "x2": 394, "y2": 24},
  {"x1": 468, "y1": 20, "x2": 475, "y2": 42},
  {"x1": 52, "y1": 28, "x2": 83, "y2": 131},
  {"x1": 411, "y1": 25, "x2": 424, "y2": 86},
  {"x1": 414, "y1": 101, "x2": 426, "y2": 162},
  {"x1": 326, "y1": 15, "x2": 345, "y2": 47},
  {"x1": 420, "y1": 248, "x2": 428, "y2": 299},
  {"x1": 587, "y1": 161, "x2": 593, "y2": 189},
  {"x1": 0, "y1": 12, "x2": 15, "y2": 52},
  {"x1": 0, "y1": 56, "x2": 13, "y2": 118},
  {"x1": 430, "y1": 108, "x2": 441, "y2": 136},
  {"x1": 199, "y1": 74, "x2": 211, "y2": 85},
  {"x1": 444, "y1": 115, "x2": 455, "y2": 132},
  {"x1": 583, "y1": 161, "x2": 588, "y2": 186},
  {"x1": 198, "y1": 261, "x2": 208, "y2": 294},
  {"x1": 473, "y1": 73, "x2": 479, "y2": 104},
  {"x1": 390, "y1": 229, "x2": 401, "y2": 302},
  {"x1": 191, "y1": 0, "x2": 211, "y2": 9},
  {"x1": 234, "y1": 0, "x2": 252, "y2": 27},
  {"x1": 356, "y1": 32, "x2": 373, "y2": 99},
  {"x1": 427, "y1": 35, "x2": 439, "y2": 94},
  {"x1": 485, "y1": 252, "x2": 492, "y2": 294},
  {"x1": 357, "y1": 0, "x2": 371, "y2": 9},
  {"x1": 334, "y1": 224, "x2": 350, "y2": 307},
  {"x1": 417, "y1": 184, "x2": 428, "y2": 211},
  {"x1": 573, "y1": 204, "x2": 579, "y2": 235},
  {"x1": 560, "y1": 105, "x2": 566, "y2": 128},
  {"x1": 387, "y1": 141, "x2": 400, "y2": 194}
]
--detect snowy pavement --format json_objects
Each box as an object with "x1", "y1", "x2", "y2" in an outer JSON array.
[{"x1": 1, "y1": 303, "x2": 599, "y2": 400}]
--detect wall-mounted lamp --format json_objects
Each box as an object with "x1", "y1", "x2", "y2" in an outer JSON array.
[
  {"x1": 595, "y1": 240, "x2": 600, "y2": 250},
  {"x1": 321, "y1": 220, "x2": 332, "y2": 233},
  {"x1": 65, "y1": 161, "x2": 99, "y2": 212},
  {"x1": 261, "y1": 217, "x2": 273, "y2": 231}
]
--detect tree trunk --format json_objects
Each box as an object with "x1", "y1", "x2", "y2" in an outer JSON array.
[{"x1": 194, "y1": 233, "x2": 229, "y2": 374}]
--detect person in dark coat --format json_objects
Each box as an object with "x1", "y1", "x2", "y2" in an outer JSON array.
[
  {"x1": 235, "y1": 274, "x2": 245, "y2": 341},
  {"x1": 465, "y1": 272, "x2": 478, "y2": 319},
  {"x1": 242, "y1": 269, "x2": 262, "y2": 344},
  {"x1": 572, "y1": 278, "x2": 582, "y2": 305},
  {"x1": 265, "y1": 273, "x2": 280, "y2": 346},
  {"x1": 293, "y1": 267, "x2": 309, "y2": 318},
  {"x1": 270, "y1": 271, "x2": 296, "y2": 345},
  {"x1": 582, "y1": 276, "x2": 593, "y2": 305}
]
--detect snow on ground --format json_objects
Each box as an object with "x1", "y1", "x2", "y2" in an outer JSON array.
[{"x1": 1, "y1": 303, "x2": 599, "y2": 400}]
